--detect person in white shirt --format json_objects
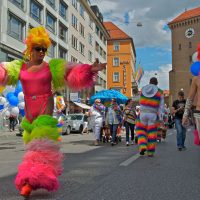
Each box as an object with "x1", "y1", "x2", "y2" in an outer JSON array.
[{"x1": 89, "y1": 99, "x2": 105, "y2": 145}]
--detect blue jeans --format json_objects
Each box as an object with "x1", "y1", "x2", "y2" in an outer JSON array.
[
  {"x1": 124, "y1": 121, "x2": 135, "y2": 142},
  {"x1": 109, "y1": 124, "x2": 119, "y2": 143},
  {"x1": 175, "y1": 118, "x2": 186, "y2": 148}
]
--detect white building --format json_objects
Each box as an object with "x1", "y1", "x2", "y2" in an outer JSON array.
[{"x1": 0, "y1": 0, "x2": 109, "y2": 99}]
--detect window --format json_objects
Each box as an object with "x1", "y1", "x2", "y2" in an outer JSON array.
[
  {"x1": 114, "y1": 42, "x2": 120, "y2": 51},
  {"x1": 100, "y1": 47, "x2": 103, "y2": 56},
  {"x1": 46, "y1": 12, "x2": 56, "y2": 33},
  {"x1": 89, "y1": 17, "x2": 93, "y2": 29},
  {"x1": 59, "y1": 46, "x2": 67, "y2": 59},
  {"x1": 30, "y1": 0, "x2": 42, "y2": 23},
  {"x1": 46, "y1": 0, "x2": 55, "y2": 9},
  {"x1": 71, "y1": 56, "x2": 77, "y2": 62},
  {"x1": 59, "y1": 0, "x2": 68, "y2": 20},
  {"x1": 72, "y1": 0, "x2": 77, "y2": 9},
  {"x1": 189, "y1": 42, "x2": 192, "y2": 48},
  {"x1": 79, "y1": 23, "x2": 85, "y2": 37},
  {"x1": 95, "y1": 42, "x2": 99, "y2": 52},
  {"x1": 72, "y1": 14, "x2": 78, "y2": 29},
  {"x1": 48, "y1": 41, "x2": 56, "y2": 57},
  {"x1": 113, "y1": 72, "x2": 120, "y2": 82},
  {"x1": 79, "y1": 42, "x2": 85, "y2": 55},
  {"x1": 95, "y1": 25, "x2": 99, "y2": 36},
  {"x1": 103, "y1": 51, "x2": 106, "y2": 59},
  {"x1": 88, "y1": 51, "x2": 92, "y2": 62},
  {"x1": 178, "y1": 43, "x2": 181, "y2": 50},
  {"x1": 79, "y1": 4, "x2": 85, "y2": 18},
  {"x1": 71, "y1": 35, "x2": 78, "y2": 50},
  {"x1": 88, "y1": 33, "x2": 93, "y2": 45},
  {"x1": 113, "y1": 57, "x2": 119, "y2": 66},
  {"x1": 10, "y1": 0, "x2": 24, "y2": 9},
  {"x1": 8, "y1": 12, "x2": 25, "y2": 41},
  {"x1": 59, "y1": 22, "x2": 68, "y2": 42}
]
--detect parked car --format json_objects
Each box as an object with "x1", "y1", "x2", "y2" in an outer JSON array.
[
  {"x1": 67, "y1": 113, "x2": 92, "y2": 133},
  {"x1": 60, "y1": 115, "x2": 71, "y2": 135}
]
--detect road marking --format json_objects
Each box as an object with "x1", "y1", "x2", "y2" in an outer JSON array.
[{"x1": 119, "y1": 153, "x2": 140, "y2": 167}]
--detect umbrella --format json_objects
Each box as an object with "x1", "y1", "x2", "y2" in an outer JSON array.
[{"x1": 90, "y1": 89, "x2": 128, "y2": 105}]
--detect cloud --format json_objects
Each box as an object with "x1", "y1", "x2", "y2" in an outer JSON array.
[{"x1": 139, "y1": 64, "x2": 172, "y2": 90}]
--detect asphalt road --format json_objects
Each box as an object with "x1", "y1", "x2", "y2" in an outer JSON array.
[{"x1": 0, "y1": 127, "x2": 199, "y2": 200}]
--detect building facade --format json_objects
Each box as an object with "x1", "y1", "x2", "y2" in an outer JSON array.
[
  {"x1": 168, "y1": 7, "x2": 200, "y2": 106},
  {"x1": 0, "y1": 0, "x2": 109, "y2": 103},
  {"x1": 103, "y1": 22, "x2": 136, "y2": 98}
]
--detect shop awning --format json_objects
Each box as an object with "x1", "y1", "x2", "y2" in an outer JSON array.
[{"x1": 73, "y1": 102, "x2": 91, "y2": 110}]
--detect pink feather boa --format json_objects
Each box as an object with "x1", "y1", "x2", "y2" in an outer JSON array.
[
  {"x1": 15, "y1": 139, "x2": 63, "y2": 191},
  {"x1": 0, "y1": 63, "x2": 7, "y2": 85},
  {"x1": 65, "y1": 63, "x2": 97, "y2": 91}
]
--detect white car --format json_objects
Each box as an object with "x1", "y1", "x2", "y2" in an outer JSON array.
[
  {"x1": 61, "y1": 115, "x2": 71, "y2": 135},
  {"x1": 68, "y1": 113, "x2": 91, "y2": 133}
]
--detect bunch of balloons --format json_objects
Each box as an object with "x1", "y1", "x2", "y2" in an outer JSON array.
[
  {"x1": 0, "y1": 81, "x2": 25, "y2": 118},
  {"x1": 190, "y1": 44, "x2": 200, "y2": 76}
]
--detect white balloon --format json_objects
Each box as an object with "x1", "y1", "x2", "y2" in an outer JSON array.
[
  {"x1": 192, "y1": 52, "x2": 198, "y2": 62},
  {"x1": 18, "y1": 102, "x2": 25, "y2": 109},
  {"x1": 18, "y1": 92, "x2": 24, "y2": 102},
  {"x1": 5, "y1": 110, "x2": 10, "y2": 117},
  {"x1": 0, "y1": 97, "x2": 6, "y2": 105},
  {"x1": 2, "y1": 86, "x2": 15, "y2": 97},
  {"x1": 10, "y1": 107, "x2": 19, "y2": 116}
]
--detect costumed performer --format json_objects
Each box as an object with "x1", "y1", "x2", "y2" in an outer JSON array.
[
  {"x1": 0, "y1": 26, "x2": 106, "y2": 197},
  {"x1": 182, "y1": 43, "x2": 200, "y2": 145},
  {"x1": 136, "y1": 77, "x2": 164, "y2": 156}
]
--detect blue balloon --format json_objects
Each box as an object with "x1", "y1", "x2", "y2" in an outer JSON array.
[
  {"x1": 6, "y1": 92, "x2": 15, "y2": 100},
  {"x1": 0, "y1": 105, "x2": 4, "y2": 110},
  {"x1": 8, "y1": 95, "x2": 19, "y2": 106},
  {"x1": 14, "y1": 81, "x2": 22, "y2": 96},
  {"x1": 190, "y1": 61, "x2": 200, "y2": 76},
  {"x1": 19, "y1": 109, "x2": 25, "y2": 117}
]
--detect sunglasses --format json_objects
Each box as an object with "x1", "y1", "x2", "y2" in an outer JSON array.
[{"x1": 34, "y1": 47, "x2": 47, "y2": 53}]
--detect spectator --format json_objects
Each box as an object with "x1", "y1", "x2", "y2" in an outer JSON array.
[
  {"x1": 9, "y1": 114, "x2": 18, "y2": 132},
  {"x1": 106, "y1": 98, "x2": 122, "y2": 146},
  {"x1": 172, "y1": 91, "x2": 186, "y2": 151},
  {"x1": 123, "y1": 99, "x2": 137, "y2": 146},
  {"x1": 89, "y1": 99, "x2": 105, "y2": 146}
]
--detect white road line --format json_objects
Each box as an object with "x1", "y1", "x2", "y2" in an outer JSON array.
[{"x1": 119, "y1": 153, "x2": 140, "y2": 167}]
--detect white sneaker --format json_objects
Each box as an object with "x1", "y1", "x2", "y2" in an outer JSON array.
[{"x1": 126, "y1": 141, "x2": 129, "y2": 146}]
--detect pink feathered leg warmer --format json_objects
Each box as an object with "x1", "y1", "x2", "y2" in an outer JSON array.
[{"x1": 15, "y1": 139, "x2": 63, "y2": 191}]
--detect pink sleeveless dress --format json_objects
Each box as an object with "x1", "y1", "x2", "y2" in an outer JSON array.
[{"x1": 19, "y1": 62, "x2": 53, "y2": 122}]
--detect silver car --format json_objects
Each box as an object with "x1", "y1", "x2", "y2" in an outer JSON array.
[
  {"x1": 61, "y1": 115, "x2": 71, "y2": 135},
  {"x1": 68, "y1": 113, "x2": 91, "y2": 133}
]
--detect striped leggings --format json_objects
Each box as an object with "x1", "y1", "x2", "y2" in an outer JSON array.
[{"x1": 136, "y1": 112, "x2": 157, "y2": 155}]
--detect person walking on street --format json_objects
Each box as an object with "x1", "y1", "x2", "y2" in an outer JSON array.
[
  {"x1": 0, "y1": 26, "x2": 106, "y2": 198},
  {"x1": 136, "y1": 77, "x2": 164, "y2": 157},
  {"x1": 123, "y1": 99, "x2": 137, "y2": 146},
  {"x1": 172, "y1": 91, "x2": 186, "y2": 151},
  {"x1": 107, "y1": 98, "x2": 122, "y2": 146},
  {"x1": 89, "y1": 99, "x2": 105, "y2": 146},
  {"x1": 9, "y1": 115, "x2": 18, "y2": 132}
]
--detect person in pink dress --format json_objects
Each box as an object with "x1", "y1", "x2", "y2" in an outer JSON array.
[{"x1": 0, "y1": 26, "x2": 106, "y2": 197}]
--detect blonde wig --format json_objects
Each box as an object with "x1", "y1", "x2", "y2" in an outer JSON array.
[{"x1": 23, "y1": 26, "x2": 51, "y2": 60}]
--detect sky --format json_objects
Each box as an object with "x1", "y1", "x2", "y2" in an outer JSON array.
[{"x1": 90, "y1": 0, "x2": 200, "y2": 90}]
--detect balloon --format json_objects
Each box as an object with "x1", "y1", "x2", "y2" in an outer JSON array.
[
  {"x1": 18, "y1": 92, "x2": 24, "y2": 102},
  {"x1": 190, "y1": 61, "x2": 200, "y2": 76},
  {"x1": 8, "y1": 95, "x2": 19, "y2": 106},
  {"x1": 6, "y1": 92, "x2": 15, "y2": 100},
  {"x1": 0, "y1": 85, "x2": 5, "y2": 93},
  {"x1": 0, "y1": 97, "x2": 6, "y2": 105},
  {"x1": 192, "y1": 52, "x2": 198, "y2": 63},
  {"x1": 14, "y1": 81, "x2": 22, "y2": 96},
  {"x1": 10, "y1": 107, "x2": 19, "y2": 116},
  {"x1": 18, "y1": 102, "x2": 25, "y2": 109},
  {"x1": 2, "y1": 86, "x2": 15, "y2": 97},
  {"x1": 0, "y1": 105, "x2": 4, "y2": 110},
  {"x1": 5, "y1": 110, "x2": 10, "y2": 117},
  {"x1": 19, "y1": 109, "x2": 25, "y2": 117}
]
